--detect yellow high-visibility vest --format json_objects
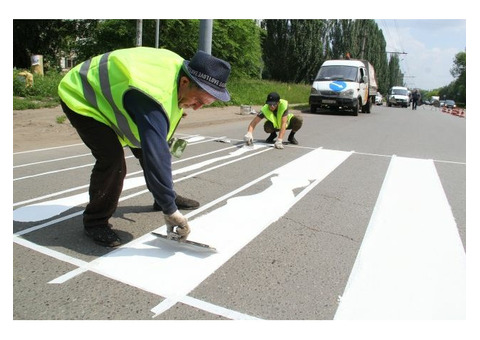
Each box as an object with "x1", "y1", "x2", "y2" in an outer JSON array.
[
  {"x1": 58, "y1": 47, "x2": 184, "y2": 147},
  {"x1": 260, "y1": 99, "x2": 292, "y2": 129}
]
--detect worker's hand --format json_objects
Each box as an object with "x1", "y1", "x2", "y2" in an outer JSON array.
[
  {"x1": 244, "y1": 132, "x2": 253, "y2": 146},
  {"x1": 274, "y1": 139, "x2": 284, "y2": 149},
  {"x1": 164, "y1": 210, "x2": 190, "y2": 241}
]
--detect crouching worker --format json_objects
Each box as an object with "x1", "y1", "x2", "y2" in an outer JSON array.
[
  {"x1": 244, "y1": 92, "x2": 303, "y2": 149},
  {"x1": 58, "y1": 47, "x2": 231, "y2": 247}
]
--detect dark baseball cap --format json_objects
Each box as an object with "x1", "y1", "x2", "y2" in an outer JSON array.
[
  {"x1": 183, "y1": 50, "x2": 231, "y2": 102},
  {"x1": 266, "y1": 92, "x2": 280, "y2": 105}
]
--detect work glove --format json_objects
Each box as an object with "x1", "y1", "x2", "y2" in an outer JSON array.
[
  {"x1": 164, "y1": 210, "x2": 190, "y2": 241},
  {"x1": 274, "y1": 139, "x2": 284, "y2": 149},
  {"x1": 244, "y1": 132, "x2": 253, "y2": 146}
]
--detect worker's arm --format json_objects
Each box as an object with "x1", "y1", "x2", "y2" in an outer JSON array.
[
  {"x1": 244, "y1": 115, "x2": 263, "y2": 144},
  {"x1": 247, "y1": 115, "x2": 262, "y2": 133},
  {"x1": 123, "y1": 90, "x2": 177, "y2": 215}
]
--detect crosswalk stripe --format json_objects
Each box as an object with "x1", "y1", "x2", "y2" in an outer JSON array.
[
  {"x1": 74, "y1": 148, "x2": 352, "y2": 317},
  {"x1": 334, "y1": 156, "x2": 466, "y2": 319}
]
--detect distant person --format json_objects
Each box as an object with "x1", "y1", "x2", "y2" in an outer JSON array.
[
  {"x1": 58, "y1": 47, "x2": 231, "y2": 247},
  {"x1": 412, "y1": 89, "x2": 421, "y2": 110},
  {"x1": 244, "y1": 92, "x2": 303, "y2": 149}
]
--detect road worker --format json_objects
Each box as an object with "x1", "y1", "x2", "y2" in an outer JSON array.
[
  {"x1": 58, "y1": 47, "x2": 231, "y2": 247},
  {"x1": 244, "y1": 92, "x2": 303, "y2": 149}
]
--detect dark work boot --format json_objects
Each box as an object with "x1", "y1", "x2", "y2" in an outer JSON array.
[
  {"x1": 265, "y1": 132, "x2": 277, "y2": 144},
  {"x1": 84, "y1": 225, "x2": 121, "y2": 247},
  {"x1": 153, "y1": 194, "x2": 200, "y2": 211},
  {"x1": 288, "y1": 131, "x2": 298, "y2": 145}
]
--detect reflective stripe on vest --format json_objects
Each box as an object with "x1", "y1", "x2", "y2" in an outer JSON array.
[{"x1": 78, "y1": 56, "x2": 125, "y2": 141}]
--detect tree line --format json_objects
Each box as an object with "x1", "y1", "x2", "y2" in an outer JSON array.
[{"x1": 13, "y1": 19, "x2": 465, "y2": 101}]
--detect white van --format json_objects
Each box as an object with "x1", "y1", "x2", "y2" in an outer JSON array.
[
  {"x1": 309, "y1": 59, "x2": 378, "y2": 116},
  {"x1": 387, "y1": 86, "x2": 409, "y2": 108}
]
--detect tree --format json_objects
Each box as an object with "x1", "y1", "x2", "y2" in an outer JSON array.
[
  {"x1": 212, "y1": 20, "x2": 263, "y2": 79},
  {"x1": 388, "y1": 54, "x2": 404, "y2": 88},
  {"x1": 262, "y1": 19, "x2": 325, "y2": 83},
  {"x1": 450, "y1": 51, "x2": 466, "y2": 103},
  {"x1": 13, "y1": 19, "x2": 80, "y2": 70}
]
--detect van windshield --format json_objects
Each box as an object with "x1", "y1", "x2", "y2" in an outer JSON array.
[
  {"x1": 315, "y1": 65, "x2": 357, "y2": 81},
  {"x1": 391, "y1": 88, "x2": 408, "y2": 96}
]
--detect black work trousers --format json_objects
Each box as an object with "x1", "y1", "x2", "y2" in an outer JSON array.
[
  {"x1": 263, "y1": 115, "x2": 304, "y2": 134},
  {"x1": 61, "y1": 101, "x2": 134, "y2": 228}
]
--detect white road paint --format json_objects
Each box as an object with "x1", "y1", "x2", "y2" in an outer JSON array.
[
  {"x1": 13, "y1": 143, "x2": 85, "y2": 155},
  {"x1": 12, "y1": 145, "x2": 236, "y2": 207},
  {"x1": 13, "y1": 152, "x2": 92, "y2": 168},
  {"x1": 172, "y1": 144, "x2": 266, "y2": 175},
  {"x1": 334, "y1": 156, "x2": 466, "y2": 320},
  {"x1": 13, "y1": 145, "x2": 269, "y2": 222},
  {"x1": 77, "y1": 148, "x2": 352, "y2": 316},
  {"x1": 13, "y1": 177, "x2": 145, "y2": 222}
]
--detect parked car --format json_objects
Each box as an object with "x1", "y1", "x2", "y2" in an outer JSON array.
[
  {"x1": 445, "y1": 100, "x2": 456, "y2": 108},
  {"x1": 375, "y1": 93, "x2": 383, "y2": 105}
]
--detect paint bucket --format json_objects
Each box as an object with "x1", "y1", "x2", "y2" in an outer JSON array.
[{"x1": 240, "y1": 105, "x2": 251, "y2": 115}]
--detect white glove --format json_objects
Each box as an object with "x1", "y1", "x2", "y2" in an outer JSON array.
[
  {"x1": 244, "y1": 132, "x2": 253, "y2": 145},
  {"x1": 164, "y1": 210, "x2": 190, "y2": 241},
  {"x1": 274, "y1": 138, "x2": 284, "y2": 149}
]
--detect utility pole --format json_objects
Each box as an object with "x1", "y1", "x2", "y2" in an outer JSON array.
[
  {"x1": 136, "y1": 19, "x2": 143, "y2": 47},
  {"x1": 386, "y1": 51, "x2": 408, "y2": 55},
  {"x1": 155, "y1": 19, "x2": 160, "y2": 48},
  {"x1": 198, "y1": 19, "x2": 213, "y2": 54}
]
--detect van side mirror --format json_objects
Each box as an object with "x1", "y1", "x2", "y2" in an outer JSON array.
[{"x1": 362, "y1": 75, "x2": 368, "y2": 83}]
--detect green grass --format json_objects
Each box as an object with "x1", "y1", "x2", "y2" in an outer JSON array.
[
  {"x1": 13, "y1": 70, "x2": 311, "y2": 111},
  {"x1": 223, "y1": 78, "x2": 311, "y2": 106}
]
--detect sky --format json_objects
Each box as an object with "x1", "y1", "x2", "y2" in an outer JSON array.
[{"x1": 375, "y1": 19, "x2": 466, "y2": 91}]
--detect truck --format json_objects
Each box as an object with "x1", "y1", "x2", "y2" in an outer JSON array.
[{"x1": 309, "y1": 59, "x2": 378, "y2": 116}]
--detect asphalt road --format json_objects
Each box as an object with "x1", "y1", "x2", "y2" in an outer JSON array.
[{"x1": 12, "y1": 104, "x2": 468, "y2": 336}]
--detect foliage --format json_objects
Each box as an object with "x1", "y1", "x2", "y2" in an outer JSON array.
[
  {"x1": 13, "y1": 69, "x2": 63, "y2": 98},
  {"x1": 262, "y1": 20, "x2": 325, "y2": 83},
  {"x1": 222, "y1": 78, "x2": 311, "y2": 107},
  {"x1": 261, "y1": 19, "x2": 392, "y2": 93},
  {"x1": 12, "y1": 68, "x2": 310, "y2": 110},
  {"x1": 448, "y1": 51, "x2": 466, "y2": 104},
  {"x1": 13, "y1": 19, "x2": 79, "y2": 71},
  {"x1": 388, "y1": 54, "x2": 404, "y2": 88},
  {"x1": 13, "y1": 19, "x2": 464, "y2": 106},
  {"x1": 13, "y1": 70, "x2": 63, "y2": 110},
  {"x1": 73, "y1": 20, "x2": 137, "y2": 62},
  {"x1": 212, "y1": 20, "x2": 263, "y2": 79}
]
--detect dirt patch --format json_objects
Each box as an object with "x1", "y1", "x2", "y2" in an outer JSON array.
[{"x1": 13, "y1": 106, "x2": 81, "y2": 152}]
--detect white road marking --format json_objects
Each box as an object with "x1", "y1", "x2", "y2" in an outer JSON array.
[
  {"x1": 13, "y1": 143, "x2": 85, "y2": 155},
  {"x1": 72, "y1": 148, "x2": 351, "y2": 317},
  {"x1": 152, "y1": 296, "x2": 262, "y2": 320},
  {"x1": 12, "y1": 145, "x2": 236, "y2": 207},
  {"x1": 334, "y1": 156, "x2": 466, "y2": 320},
  {"x1": 13, "y1": 152, "x2": 92, "y2": 168},
  {"x1": 13, "y1": 145, "x2": 270, "y2": 222}
]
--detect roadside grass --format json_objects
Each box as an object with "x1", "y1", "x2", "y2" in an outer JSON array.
[
  {"x1": 220, "y1": 78, "x2": 311, "y2": 107},
  {"x1": 13, "y1": 70, "x2": 311, "y2": 112}
]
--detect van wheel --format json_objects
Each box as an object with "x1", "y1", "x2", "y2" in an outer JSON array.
[
  {"x1": 352, "y1": 102, "x2": 359, "y2": 116},
  {"x1": 310, "y1": 105, "x2": 318, "y2": 113},
  {"x1": 362, "y1": 100, "x2": 371, "y2": 114}
]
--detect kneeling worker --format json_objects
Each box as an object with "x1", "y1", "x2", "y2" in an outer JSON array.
[{"x1": 244, "y1": 92, "x2": 303, "y2": 149}]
